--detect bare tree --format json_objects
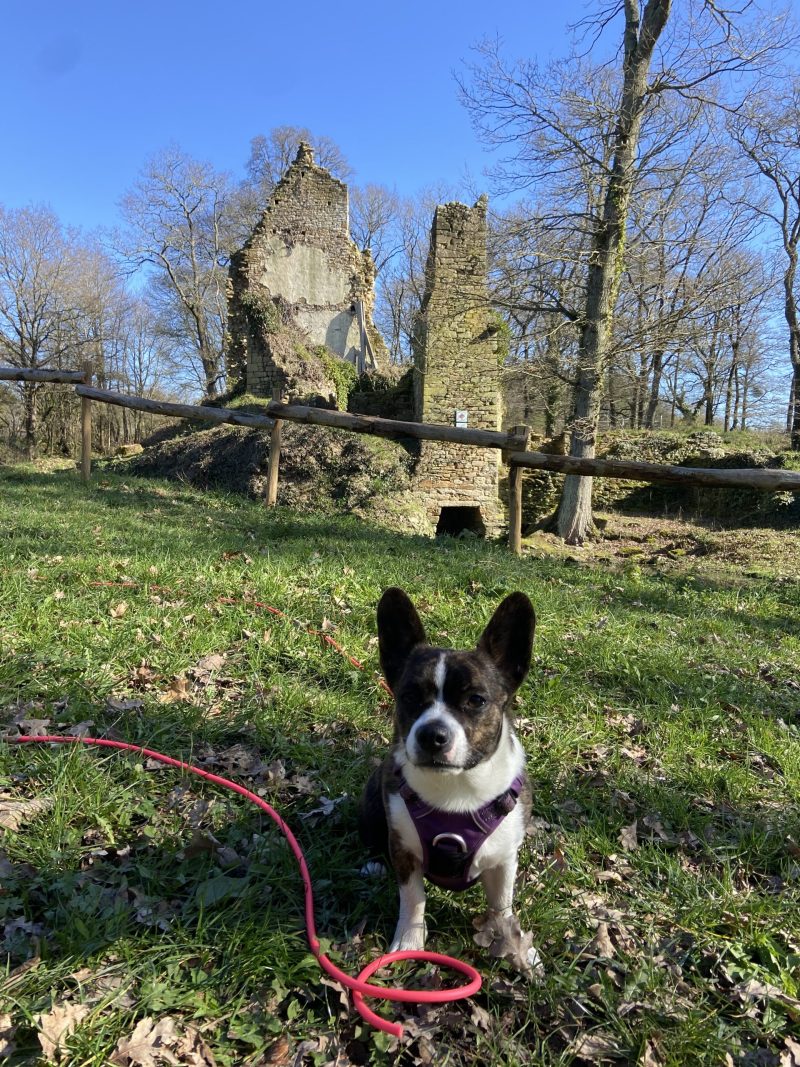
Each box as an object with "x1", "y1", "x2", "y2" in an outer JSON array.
[
  {"x1": 462, "y1": 2, "x2": 791, "y2": 541},
  {"x1": 118, "y1": 146, "x2": 237, "y2": 399},
  {"x1": 245, "y1": 125, "x2": 352, "y2": 196},
  {"x1": 729, "y1": 79, "x2": 800, "y2": 447},
  {"x1": 349, "y1": 184, "x2": 404, "y2": 276},
  {"x1": 0, "y1": 204, "x2": 85, "y2": 457}
]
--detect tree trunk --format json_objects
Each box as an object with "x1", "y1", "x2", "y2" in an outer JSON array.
[
  {"x1": 23, "y1": 383, "x2": 38, "y2": 460},
  {"x1": 790, "y1": 366, "x2": 800, "y2": 447},
  {"x1": 644, "y1": 350, "x2": 664, "y2": 428},
  {"x1": 741, "y1": 365, "x2": 750, "y2": 430},
  {"x1": 723, "y1": 361, "x2": 735, "y2": 432},
  {"x1": 784, "y1": 254, "x2": 800, "y2": 449},
  {"x1": 556, "y1": 0, "x2": 672, "y2": 543},
  {"x1": 704, "y1": 371, "x2": 714, "y2": 426}
]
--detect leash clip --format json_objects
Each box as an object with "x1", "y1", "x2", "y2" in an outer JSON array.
[{"x1": 431, "y1": 832, "x2": 468, "y2": 853}]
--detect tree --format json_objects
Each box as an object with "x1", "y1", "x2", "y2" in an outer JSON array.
[
  {"x1": 463, "y1": 3, "x2": 791, "y2": 541},
  {"x1": 729, "y1": 79, "x2": 800, "y2": 447},
  {"x1": 118, "y1": 146, "x2": 237, "y2": 399},
  {"x1": 349, "y1": 183, "x2": 404, "y2": 276},
  {"x1": 0, "y1": 204, "x2": 84, "y2": 457},
  {"x1": 245, "y1": 125, "x2": 352, "y2": 195}
]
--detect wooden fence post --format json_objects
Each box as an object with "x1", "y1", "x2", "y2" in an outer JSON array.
[
  {"x1": 265, "y1": 385, "x2": 282, "y2": 506},
  {"x1": 81, "y1": 361, "x2": 92, "y2": 485},
  {"x1": 505, "y1": 425, "x2": 530, "y2": 556}
]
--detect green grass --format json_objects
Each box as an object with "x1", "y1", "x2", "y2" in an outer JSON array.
[{"x1": 1, "y1": 466, "x2": 799, "y2": 1065}]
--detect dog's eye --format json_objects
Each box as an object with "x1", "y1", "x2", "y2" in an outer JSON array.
[{"x1": 466, "y1": 693, "x2": 487, "y2": 709}]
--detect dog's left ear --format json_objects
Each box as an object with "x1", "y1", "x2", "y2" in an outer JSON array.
[{"x1": 477, "y1": 592, "x2": 536, "y2": 691}]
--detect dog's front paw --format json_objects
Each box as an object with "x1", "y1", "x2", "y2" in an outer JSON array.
[
  {"x1": 389, "y1": 922, "x2": 427, "y2": 953},
  {"x1": 473, "y1": 911, "x2": 545, "y2": 981}
]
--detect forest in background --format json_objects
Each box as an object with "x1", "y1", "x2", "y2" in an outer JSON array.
[{"x1": 1, "y1": 2, "x2": 799, "y2": 481}]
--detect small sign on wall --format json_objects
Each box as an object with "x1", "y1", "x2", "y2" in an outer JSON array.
[{"x1": 455, "y1": 410, "x2": 468, "y2": 428}]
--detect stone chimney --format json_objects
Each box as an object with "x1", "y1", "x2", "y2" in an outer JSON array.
[{"x1": 294, "y1": 141, "x2": 315, "y2": 166}]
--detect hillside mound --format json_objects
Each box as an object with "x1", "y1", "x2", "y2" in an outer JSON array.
[
  {"x1": 120, "y1": 421, "x2": 417, "y2": 519},
  {"x1": 522, "y1": 430, "x2": 800, "y2": 528}
]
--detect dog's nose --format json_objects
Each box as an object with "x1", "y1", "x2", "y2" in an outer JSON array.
[{"x1": 417, "y1": 721, "x2": 453, "y2": 753}]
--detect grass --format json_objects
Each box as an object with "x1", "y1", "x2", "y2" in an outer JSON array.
[{"x1": 1, "y1": 465, "x2": 799, "y2": 1065}]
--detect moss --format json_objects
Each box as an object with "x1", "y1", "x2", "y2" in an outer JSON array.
[
  {"x1": 315, "y1": 346, "x2": 358, "y2": 409},
  {"x1": 489, "y1": 310, "x2": 512, "y2": 366},
  {"x1": 240, "y1": 290, "x2": 281, "y2": 336}
]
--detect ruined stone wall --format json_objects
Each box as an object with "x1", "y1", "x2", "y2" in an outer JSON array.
[
  {"x1": 226, "y1": 143, "x2": 385, "y2": 401},
  {"x1": 412, "y1": 197, "x2": 502, "y2": 534}
]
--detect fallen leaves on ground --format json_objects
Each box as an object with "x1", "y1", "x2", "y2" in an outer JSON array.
[
  {"x1": 0, "y1": 795, "x2": 53, "y2": 832},
  {"x1": 36, "y1": 1001, "x2": 90, "y2": 1062},
  {"x1": 569, "y1": 1030, "x2": 622, "y2": 1062},
  {"x1": 619, "y1": 821, "x2": 638, "y2": 851},
  {"x1": 110, "y1": 1015, "x2": 217, "y2": 1066},
  {"x1": 0, "y1": 1013, "x2": 17, "y2": 1058},
  {"x1": 732, "y1": 977, "x2": 800, "y2": 1019},
  {"x1": 472, "y1": 911, "x2": 544, "y2": 978},
  {"x1": 589, "y1": 921, "x2": 616, "y2": 959},
  {"x1": 159, "y1": 675, "x2": 191, "y2": 703}
]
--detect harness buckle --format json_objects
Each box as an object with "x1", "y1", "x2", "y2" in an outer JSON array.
[{"x1": 431, "y1": 832, "x2": 468, "y2": 853}]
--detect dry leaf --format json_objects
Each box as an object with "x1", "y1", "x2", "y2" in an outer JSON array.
[
  {"x1": 733, "y1": 977, "x2": 800, "y2": 1018},
  {"x1": 36, "y1": 1001, "x2": 90, "y2": 1062},
  {"x1": 110, "y1": 1015, "x2": 216, "y2": 1067},
  {"x1": 110, "y1": 601, "x2": 128, "y2": 618},
  {"x1": 111, "y1": 1016, "x2": 181, "y2": 1066},
  {"x1": 639, "y1": 1037, "x2": 666, "y2": 1066},
  {"x1": 262, "y1": 1035, "x2": 292, "y2": 1065},
  {"x1": 619, "y1": 821, "x2": 638, "y2": 851},
  {"x1": 0, "y1": 795, "x2": 53, "y2": 832},
  {"x1": 472, "y1": 911, "x2": 544, "y2": 978},
  {"x1": 590, "y1": 921, "x2": 615, "y2": 959},
  {"x1": 781, "y1": 1036, "x2": 800, "y2": 1067},
  {"x1": 569, "y1": 1031, "x2": 622, "y2": 1062},
  {"x1": 159, "y1": 675, "x2": 191, "y2": 703},
  {"x1": 0, "y1": 1013, "x2": 17, "y2": 1059},
  {"x1": 195, "y1": 653, "x2": 226, "y2": 673}
]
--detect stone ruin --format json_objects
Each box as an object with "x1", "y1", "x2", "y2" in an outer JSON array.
[
  {"x1": 412, "y1": 197, "x2": 502, "y2": 535},
  {"x1": 226, "y1": 142, "x2": 386, "y2": 405},
  {"x1": 225, "y1": 144, "x2": 503, "y2": 536}
]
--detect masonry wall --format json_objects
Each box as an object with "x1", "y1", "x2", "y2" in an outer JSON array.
[
  {"x1": 413, "y1": 198, "x2": 502, "y2": 534},
  {"x1": 226, "y1": 143, "x2": 384, "y2": 399}
]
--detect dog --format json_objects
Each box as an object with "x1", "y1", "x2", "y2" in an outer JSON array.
[{"x1": 358, "y1": 587, "x2": 537, "y2": 963}]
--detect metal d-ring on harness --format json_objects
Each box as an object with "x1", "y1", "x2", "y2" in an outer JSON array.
[{"x1": 397, "y1": 768, "x2": 527, "y2": 891}]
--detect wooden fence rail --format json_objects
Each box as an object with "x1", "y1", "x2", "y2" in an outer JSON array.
[
  {"x1": 75, "y1": 385, "x2": 276, "y2": 430},
  {"x1": 3, "y1": 366, "x2": 800, "y2": 556},
  {"x1": 0, "y1": 367, "x2": 85, "y2": 384},
  {"x1": 505, "y1": 449, "x2": 800, "y2": 492}
]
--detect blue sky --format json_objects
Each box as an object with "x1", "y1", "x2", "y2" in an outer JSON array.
[{"x1": 1, "y1": 0, "x2": 581, "y2": 232}]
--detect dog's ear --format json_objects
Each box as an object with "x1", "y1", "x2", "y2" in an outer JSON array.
[
  {"x1": 477, "y1": 592, "x2": 535, "y2": 692},
  {"x1": 377, "y1": 587, "x2": 427, "y2": 691}
]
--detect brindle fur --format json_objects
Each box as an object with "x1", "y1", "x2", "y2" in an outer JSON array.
[{"x1": 357, "y1": 589, "x2": 537, "y2": 929}]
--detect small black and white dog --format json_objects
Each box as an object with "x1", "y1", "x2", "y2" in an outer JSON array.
[{"x1": 358, "y1": 587, "x2": 537, "y2": 960}]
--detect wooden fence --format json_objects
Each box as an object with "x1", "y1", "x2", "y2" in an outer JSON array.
[{"x1": 3, "y1": 365, "x2": 800, "y2": 554}]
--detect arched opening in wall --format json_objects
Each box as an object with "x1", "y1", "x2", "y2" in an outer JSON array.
[{"x1": 436, "y1": 506, "x2": 486, "y2": 538}]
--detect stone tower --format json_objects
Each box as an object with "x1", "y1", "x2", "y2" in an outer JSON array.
[
  {"x1": 226, "y1": 143, "x2": 385, "y2": 400},
  {"x1": 413, "y1": 197, "x2": 502, "y2": 536}
]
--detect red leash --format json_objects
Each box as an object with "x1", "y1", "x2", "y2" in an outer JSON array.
[{"x1": 9, "y1": 735, "x2": 481, "y2": 1037}]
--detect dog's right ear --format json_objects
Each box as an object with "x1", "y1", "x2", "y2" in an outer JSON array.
[{"x1": 377, "y1": 587, "x2": 427, "y2": 692}]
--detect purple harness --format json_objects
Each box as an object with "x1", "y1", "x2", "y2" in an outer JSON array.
[{"x1": 397, "y1": 769, "x2": 526, "y2": 891}]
